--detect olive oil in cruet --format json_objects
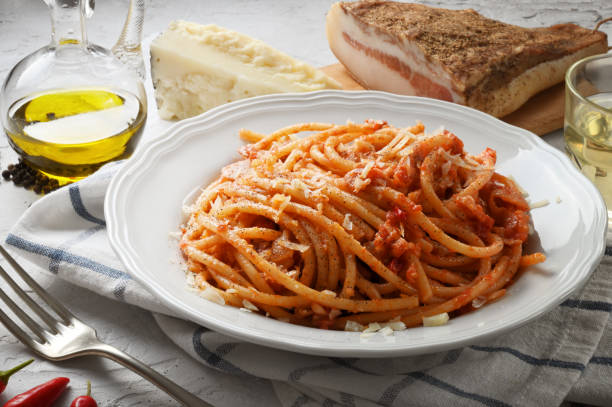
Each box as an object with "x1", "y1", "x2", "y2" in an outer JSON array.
[{"x1": 1, "y1": 0, "x2": 147, "y2": 183}]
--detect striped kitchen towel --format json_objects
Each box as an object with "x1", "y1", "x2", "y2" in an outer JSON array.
[{"x1": 5, "y1": 162, "x2": 612, "y2": 407}]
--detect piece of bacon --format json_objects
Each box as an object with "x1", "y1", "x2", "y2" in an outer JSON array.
[{"x1": 326, "y1": 1, "x2": 608, "y2": 117}]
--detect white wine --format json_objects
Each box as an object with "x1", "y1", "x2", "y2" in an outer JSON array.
[
  {"x1": 565, "y1": 92, "x2": 612, "y2": 220},
  {"x1": 4, "y1": 87, "x2": 146, "y2": 183}
]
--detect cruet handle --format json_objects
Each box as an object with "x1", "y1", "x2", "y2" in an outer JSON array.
[{"x1": 112, "y1": 0, "x2": 146, "y2": 79}]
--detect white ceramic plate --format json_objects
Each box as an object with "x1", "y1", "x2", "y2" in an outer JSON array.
[{"x1": 105, "y1": 91, "x2": 607, "y2": 357}]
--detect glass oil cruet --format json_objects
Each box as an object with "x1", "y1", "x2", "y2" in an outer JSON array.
[{"x1": 1, "y1": 0, "x2": 147, "y2": 184}]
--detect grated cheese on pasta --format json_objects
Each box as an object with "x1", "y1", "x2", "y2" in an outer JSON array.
[
  {"x1": 423, "y1": 313, "x2": 449, "y2": 327},
  {"x1": 343, "y1": 213, "x2": 354, "y2": 231},
  {"x1": 529, "y1": 199, "x2": 550, "y2": 209},
  {"x1": 278, "y1": 239, "x2": 310, "y2": 253},
  {"x1": 199, "y1": 287, "x2": 225, "y2": 305}
]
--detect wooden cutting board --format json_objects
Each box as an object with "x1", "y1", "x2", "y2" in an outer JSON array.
[{"x1": 321, "y1": 64, "x2": 564, "y2": 136}]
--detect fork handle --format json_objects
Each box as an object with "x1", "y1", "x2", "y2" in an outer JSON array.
[{"x1": 91, "y1": 343, "x2": 212, "y2": 406}]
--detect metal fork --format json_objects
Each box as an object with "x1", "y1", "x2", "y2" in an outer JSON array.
[{"x1": 0, "y1": 245, "x2": 211, "y2": 407}]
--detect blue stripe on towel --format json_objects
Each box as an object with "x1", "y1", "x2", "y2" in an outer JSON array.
[
  {"x1": 192, "y1": 327, "x2": 250, "y2": 377},
  {"x1": 69, "y1": 184, "x2": 106, "y2": 226},
  {"x1": 112, "y1": 279, "x2": 128, "y2": 300},
  {"x1": 5, "y1": 234, "x2": 130, "y2": 281},
  {"x1": 561, "y1": 299, "x2": 612, "y2": 313},
  {"x1": 289, "y1": 363, "x2": 339, "y2": 382},
  {"x1": 378, "y1": 371, "x2": 509, "y2": 407},
  {"x1": 407, "y1": 372, "x2": 511, "y2": 407},
  {"x1": 377, "y1": 376, "x2": 416, "y2": 405},
  {"x1": 470, "y1": 345, "x2": 585, "y2": 371},
  {"x1": 590, "y1": 356, "x2": 612, "y2": 366},
  {"x1": 48, "y1": 225, "x2": 105, "y2": 274}
]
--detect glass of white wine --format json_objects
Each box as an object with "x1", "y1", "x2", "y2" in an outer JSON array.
[{"x1": 565, "y1": 53, "x2": 612, "y2": 231}]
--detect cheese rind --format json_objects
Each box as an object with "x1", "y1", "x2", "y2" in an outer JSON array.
[{"x1": 151, "y1": 21, "x2": 341, "y2": 120}]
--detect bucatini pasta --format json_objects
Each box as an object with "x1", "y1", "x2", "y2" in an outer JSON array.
[{"x1": 179, "y1": 120, "x2": 545, "y2": 330}]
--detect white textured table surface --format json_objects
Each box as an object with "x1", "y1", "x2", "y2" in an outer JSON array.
[{"x1": 0, "y1": 1, "x2": 610, "y2": 406}]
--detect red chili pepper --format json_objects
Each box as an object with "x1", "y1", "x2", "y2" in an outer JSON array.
[
  {"x1": 4, "y1": 377, "x2": 69, "y2": 407},
  {"x1": 69, "y1": 380, "x2": 97, "y2": 407},
  {"x1": 0, "y1": 359, "x2": 33, "y2": 394}
]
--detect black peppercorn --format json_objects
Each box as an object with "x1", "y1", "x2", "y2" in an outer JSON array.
[
  {"x1": 23, "y1": 178, "x2": 35, "y2": 188},
  {"x1": 3, "y1": 160, "x2": 70, "y2": 194}
]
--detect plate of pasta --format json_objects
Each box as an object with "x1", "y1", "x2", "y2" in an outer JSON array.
[{"x1": 106, "y1": 90, "x2": 606, "y2": 357}]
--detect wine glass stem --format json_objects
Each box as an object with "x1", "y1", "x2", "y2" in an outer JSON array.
[{"x1": 47, "y1": 0, "x2": 87, "y2": 46}]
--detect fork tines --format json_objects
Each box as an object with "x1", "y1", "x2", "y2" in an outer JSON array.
[{"x1": 0, "y1": 244, "x2": 75, "y2": 346}]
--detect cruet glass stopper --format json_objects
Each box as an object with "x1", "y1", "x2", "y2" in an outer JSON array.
[{"x1": 0, "y1": 0, "x2": 147, "y2": 184}]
